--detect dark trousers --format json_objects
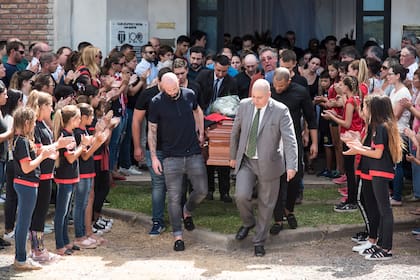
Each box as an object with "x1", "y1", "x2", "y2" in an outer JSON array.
[
  {"x1": 4, "y1": 160, "x2": 17, "y2": 231},
  {"x1": 343, "y1": 144, "x2": 357, "y2": 204},
  {"x1": 30, "y1": 179, "x2": 52, "y2": 232},
  {"x1": 93, "y1": 170, "x2": 110, "y2": 215},
  {"x1": 273, "y1": 140, "x2": 303, "y2": 221},
  {"x1": 207, "y1": 165, "x2": 230, "y2": 195},
  {"x1": 363, "y1": 177, "x2": 394, "y2": 250}
]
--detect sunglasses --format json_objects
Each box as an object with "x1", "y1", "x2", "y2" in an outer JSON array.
[
  {"x1": 381, "y1": 65, "x2": 389, "y2": 70},
  {"x1": 17, "y1": 50, "x2": 25, "y2": 55},
  {"x1": 146, "y1": 51, "x2": 156, "y2": 55}
]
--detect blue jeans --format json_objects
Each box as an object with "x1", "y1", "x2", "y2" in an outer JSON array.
[
  {"x1": 54, "y1": 183, "x2": 74, "y2": 249},
  {"x1": 163, "y1": 154, "x2": 208, "y2": 237},
  {"x1": 74, "y1": 178, "x2": 92, "y2": 238},
  {"x1": 119, "y1": 108, "x2": 133, "y2": 169},
  {"x1": 109, "y1": 113, "x2": 127, "y2": 171},
  {"x1": 146, "y1": 150, "x2": 166, "y2": 225},
  {"x1": 14, "y1": 183, "x2": 38, "y2": 262},
  {"x1": 411, "y1": 144, "x2": 420, "y2": 198},
  {"x1": 392, "y1": 161, "x2": 404, "y2": 201}
]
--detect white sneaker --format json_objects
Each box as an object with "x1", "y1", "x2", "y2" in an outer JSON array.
[
  {"x1": 128, "y1": 166, "x2": 143, "y2": 175},
  {"x1": 352, "y1": 240, "x2": 374, "y2": 252},
  {"x1": 97, "y1": 219, "x2": 112, "y2": 230},
  {"x1": 3, "y1": 230, "x2": 15, "y2": 241},
  {"x1": 118, "y1": 167, "x2": 130, "y2": 176},
  {"x1": 100, "y1": 216, "x2": 114, "y2": 225}
]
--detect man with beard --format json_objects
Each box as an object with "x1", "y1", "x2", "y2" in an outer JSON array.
[
  {"x1": 2, "y1": 41, "x2": 25, "y2": 88},
  {"x1": 135, "y1": 44, "x2": 158, "y2": 87},
  {"x1": 269, "y1": 67, "x2": 318, "y2": 234},
  {"x1": 187, "y1": 46, "x2": 205, "y2": 81}
]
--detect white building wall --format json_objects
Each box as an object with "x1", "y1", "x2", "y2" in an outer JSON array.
[
  {"x1": 148, "y1": 0, "x2": 189, "y2": 47},
  {"x1": 54, "y1": 0, "x2": 188, "y2": 53},
  {"x1": 55, "y1": 0, "x2": 420, "y2": 54},
  {"x1": 390, "y1": 0, "x2": 420, "y2": 49}
]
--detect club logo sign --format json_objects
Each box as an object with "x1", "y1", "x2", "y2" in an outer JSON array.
[{"x1": 110, "y1": 21, "x2": 148, "y2": 52}]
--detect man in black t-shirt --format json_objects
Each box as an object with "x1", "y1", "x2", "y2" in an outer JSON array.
[
  {"x1": 132, "y1": 68, "x2": 171, "y2": 236},
  {"x1": 148, "y1": 73, "x2": 207, "y2": 252},
  {"x1": 269, "y1": 67, "x2": 318, "y2": 234}
]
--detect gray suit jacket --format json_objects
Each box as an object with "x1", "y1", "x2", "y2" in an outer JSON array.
[{"x1": 230, "y1": 98, "x2": 298, "y2": 181}]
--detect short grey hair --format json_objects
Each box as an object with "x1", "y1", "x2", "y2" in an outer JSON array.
[{"x1": 273, "y1": 67, "x2": 290, "y2": 81}]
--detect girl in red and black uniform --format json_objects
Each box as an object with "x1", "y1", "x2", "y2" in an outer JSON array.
[
  {"x1": 322, "y1": 75, "x2": 364, "y2": 212},
  {"x1": 12, "y1": 107, "x2": 56, "y2": 270},
  {"x1": 72, "y1": 103, "x2": 105, "y2": 249},
  {"x1": 27, "y1": 91, "x2": 73, "y2": 262},
  {"x1": 53, "y1": 105, "x2": 86, "y2": 256},
  {"x1": 345, "y1": 95, "x2": 402, "y2": 260}
]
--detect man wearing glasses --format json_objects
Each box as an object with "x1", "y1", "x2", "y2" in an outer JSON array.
[
  {"x1": 1, "y1": 40, "x2": 25, "y2": 88},
  {"x1": 135, "y1": 44, "x2": 158, "y2": 87}
]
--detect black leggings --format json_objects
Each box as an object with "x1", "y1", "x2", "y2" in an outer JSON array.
[
  {"x1": 357, "y1": 179, "x2": 369, "y2": 234},
  {"x1": 343, "y1": 144, "x2": 357, "y2": 204},
  {"x1": 362, "y1": 177, "x2": 394, "y2": 250},
  {"x1": 30, "y1": 179, "x2": 52, "y2": 232},
  {"x1": 273, "y1": 141, "x2": 304, "y2": 221},
  {"x1": 4, "y1": 160, "x2": 17, "y2": 231},
  {"x1": 93, "y1": 170, "x2": 110, "y2": 215}
]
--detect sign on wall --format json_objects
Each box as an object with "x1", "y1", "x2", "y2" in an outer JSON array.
[
  {"x1": 110, "y1": 21, "x2": 149, "y2": 58},
  {"x1": 402, "y1": 25, "x2": 420, "y2": 39}
]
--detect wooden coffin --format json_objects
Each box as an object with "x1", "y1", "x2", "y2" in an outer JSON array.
[{"x1": 206, "y1": 120, "x2": 234, "y2": 166}]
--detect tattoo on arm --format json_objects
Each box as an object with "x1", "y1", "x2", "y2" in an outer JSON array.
[{"x1": 148, "y1": 122, "x2": 158, "y2": 157}]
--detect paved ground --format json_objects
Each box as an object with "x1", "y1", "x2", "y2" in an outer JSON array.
[
  {"x1": 1, "y1": 171, "x2": 419, "y2": 279},
  {"x1": 0, "y1": 217, "x2": 419, "y2": 280}
]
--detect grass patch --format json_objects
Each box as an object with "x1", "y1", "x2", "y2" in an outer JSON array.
[{"x1": 107, "y1": 183, "x2": 363, "y2": 234}]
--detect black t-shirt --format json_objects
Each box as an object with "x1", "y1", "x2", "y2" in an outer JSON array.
[
  {"x1": 368, "y1": 124, "x2": 395, "y2": 179},
  {"x1": 134, "y1": 85, "x2": 161, "y2": 151},
  {"x1": 55, "y1": 129, "x2": 79, "y2": 184},
  {"x1": 127, "y1": 76, "x2": 142, "y2": 110},
  {"x1": 74, "y1": 127, "x2": 95, "y2": 178},
  {"x1": 291, "y1": 74, "x2": 308, "y2": 88},
  {"x1": 34, "y1": 120, "x2": 55, "y2": 180},
  {"x1": 13, "y1": 135, "x2": 40, "y2": 187},
  {"x1": 148, "y1": 88, "x2": 201, "y2": 158},
  {"x1": 187, "y1": 67, "x2": 203, "y2": 81},
  {"x1": 271, "y1": 82, "x2": 317, "y2": 135},
  {"x1": 234, "y1": 72, "x2": 251, "y2": 99},
  {"x1": 2, "y1": 63, "x2": 19, "y2": 88},
  {"x1": 187, "y1": 80, "x2": 201, "y2": 101}
]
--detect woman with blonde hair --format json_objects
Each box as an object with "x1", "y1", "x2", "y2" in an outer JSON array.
[
  {"x1": 76, "y1": 46, "x2": 102, "y2": 88},
  {"x1": 27, "y1": 90, "x2": 72, "y2": 262},
  {"x1": 348, "y1": 59, "x2": 369, "y2": 99}
]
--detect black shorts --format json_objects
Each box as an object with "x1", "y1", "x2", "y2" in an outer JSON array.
[{"x1": 319, "y1": 117, "x2": 333, "y2": 147}]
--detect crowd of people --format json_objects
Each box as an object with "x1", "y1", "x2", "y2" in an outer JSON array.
[{"x1": 0, "y1": 28, "x2": 419, "y2": 267}]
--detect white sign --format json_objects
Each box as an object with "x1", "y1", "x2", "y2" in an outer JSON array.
[{"x1": 110, "y1": 21, "x2": 148, "y2": 57}]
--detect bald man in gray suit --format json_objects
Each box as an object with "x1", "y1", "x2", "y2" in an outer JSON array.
[{"x1": 230, "y1": 79, "x2": 298, "y2": 257}]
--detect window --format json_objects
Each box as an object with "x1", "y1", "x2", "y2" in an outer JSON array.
[{"x1": 356, "y1": 0, "x2": 391, "y2": 50}]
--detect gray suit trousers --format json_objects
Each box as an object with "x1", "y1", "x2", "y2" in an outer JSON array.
[{"x1": 235, "y1": 156, "x2": 281, "y2": 246}]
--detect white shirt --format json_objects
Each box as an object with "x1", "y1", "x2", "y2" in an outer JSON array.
[
  {"x1": 389, "y1": 86, "x2": 411, "y2": 133},
  {"x1": 407, "y1": 62, "x2": 418, "y2": 81},
  {"x1": 247, "y1": 104, "x2": 267, "y2": 159},
  {"x1": 135, "y1": 58, "x2": 158, "y2": 86}
]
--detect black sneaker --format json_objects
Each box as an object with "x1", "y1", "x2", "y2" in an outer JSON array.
[
  {"x1": 334, "y1": 203, "x2": 358, "y2": 213},
  {"x1": 183, "y1": 216, "x2": 195, "y2": 231},
  {"x1": 351, "y1": 231, "x2": 369, "y2": 244},
  {"x1": 173, "y1": 240, "x2": 185, "y2": 251},
  {"x1": 286, "y1": 214, "x2": 298, "y2": 229},
  {"x1": 365, "y1": 248, "x2": 392, "y2": 260},
  {"x1": 269, "y1": 223, "x2": 284, "y2": 235}
]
